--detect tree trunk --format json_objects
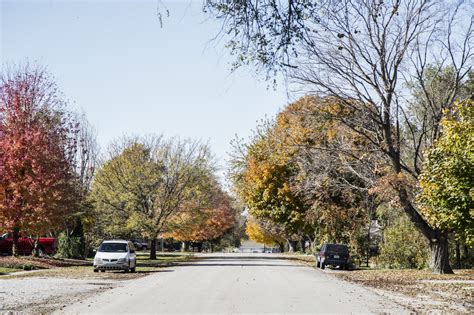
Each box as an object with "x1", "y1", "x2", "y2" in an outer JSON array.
[
  {"x1": 366, "y1": 223, "x2": 371, "y2": 267},
  {"x1": 455, "y1": 241, "x2": 461, "y2": 269},
  {"x1": 32, "y1": 237, "x2": 40, "y2": 257},
  {"x1": 397, "y1": 188, "x2": 453, "y2": 274},
  {"x1": 12, "y1": 228, "x2": 20, "y2": 256},
  {"x1": 462, "y1": 244, "x2": 469, "y2": 259},
  {"x1": 429, "y1": 231, "x2": 453, "y2": 274},
  {"x1": 287, "y1": 240, "x2": 297, "y2": 252},
  {"x1": 150, "y1": 237, "x2": 157, "y2": 260},
  {"x1": 181, "y1": 241, "x2": 190, "y2": 252},
  {"x1": 300, "y1": 239, "x2": 306, "y2": 253}
]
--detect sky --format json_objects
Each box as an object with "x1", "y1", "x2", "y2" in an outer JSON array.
[{"x1": 0, "y1": 0, "x2": 290, "y2": 182}]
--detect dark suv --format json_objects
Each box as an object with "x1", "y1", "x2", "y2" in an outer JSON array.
[{"x1": 316, "y1": 243, "x2": 350, "y2": 270}]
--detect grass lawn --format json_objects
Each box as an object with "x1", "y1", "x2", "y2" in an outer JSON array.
[{"x1": 0, "y1": 266, "x2": 21, "y2": 275}]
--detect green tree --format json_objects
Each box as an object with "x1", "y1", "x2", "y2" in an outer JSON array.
[
  {"x1": 419, "y1": 100, "x2": 474, "y2": 246},
  {"x1": 90, "y1": 136, "x2": 213, "y2": 259}
]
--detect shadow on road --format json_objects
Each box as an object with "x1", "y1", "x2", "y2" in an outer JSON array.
[
  {"x1": 175, "y1": 263, "x2": 304, "y2": 267},
  {"x1": 135, "y1": 269, "x2": 175, "y2": 274},
  {"x1": 197, "y1": 255, "x2": 312, "y2": 261}
]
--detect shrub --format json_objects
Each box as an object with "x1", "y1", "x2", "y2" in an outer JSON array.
[
  {"x1": 55, "y1": 235, "x2": 84, "y2": 259},
  {"x1": 377, "y1": 214, "x2": 429, "y2": 269}
]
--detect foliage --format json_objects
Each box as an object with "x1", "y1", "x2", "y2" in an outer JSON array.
[
  {"x1": 89, "y1": 136, "x2": 215, "y2": 258},
  {"x1": 209, "y1": 0, "x2": 473, "y2": 273},
  {"x1": 245, "y1": 217, "x2": 283, "y2": 246},
  {"x1": 229, "y1": 110, "x2": 310, "y2": 238},
  {"x1": 55, "y1": 235, "x2": 84, "y2": 260},
  {"x1": 0, "y1": 66, "x2": 79, "y2": 250},
  {"x1": 162, "y1": 177, "x2": 236, "y2": 243},
  {"x1": 377, "y1": 214, "x2": 429, "y2": 269},
  {"x1": 230, "y1": 96, "x2": 381, "y2": 252},
  {"x1": 89, "y1": 141, "x2": 162, "y2": 238},
  {"x1": 418, "y1": 100, "x2": 474, "y2": 245}
]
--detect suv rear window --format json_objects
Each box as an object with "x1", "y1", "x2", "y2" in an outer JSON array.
[
  {"x1": 325, "y1": 244, "x2": 349, "y2": 254},
  {"x1": 98, "y1": 243, "x2": 127, "y2": 252}
]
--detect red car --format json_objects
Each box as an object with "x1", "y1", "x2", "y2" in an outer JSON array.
[{"x1": 0, "y1": 232, "x2": 57, "y2": 255}]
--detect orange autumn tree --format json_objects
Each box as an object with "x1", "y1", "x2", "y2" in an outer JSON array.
[
  {"x1": 162, "y1": 175, "x2": 236, "y2": 247},
  {"x1": 0, "y1": 67, "x2": 79, "y2": 255}
]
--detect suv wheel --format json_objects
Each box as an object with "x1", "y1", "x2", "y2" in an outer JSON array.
[{"x1": 321, "y1": 262, "x2": 326, "y2": 269}]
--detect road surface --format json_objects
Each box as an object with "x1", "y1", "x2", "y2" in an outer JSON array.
[{"x1": 57, "y1": 254, "x2": 406, "y2": 314}]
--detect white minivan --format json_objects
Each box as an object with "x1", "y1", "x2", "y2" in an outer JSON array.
[{"x1": 93, "y1": 240, "x2": 137, "y2": 273}]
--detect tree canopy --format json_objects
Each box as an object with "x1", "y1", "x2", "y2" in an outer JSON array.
[
  {"x1": 0, "y1": 67, "x2": 80, "y2": 254},
  {"x1": 419, "y1": 100, "x2": 474, "y2": 245}
]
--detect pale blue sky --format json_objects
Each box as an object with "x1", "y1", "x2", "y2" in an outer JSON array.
[{"x1": 1, "y1": 0, "x2": 290, "y2": 180}]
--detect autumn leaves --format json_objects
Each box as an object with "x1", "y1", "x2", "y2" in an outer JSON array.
[
  {"x1": 0, "y1": 67, "x2": 236, "y2": 258},
  {"x1": 0, "y1": 67, "x2": 81, "y2": 255},
  {"x1": 90, "y1": 137, "x2": 236, "y2": 258}
]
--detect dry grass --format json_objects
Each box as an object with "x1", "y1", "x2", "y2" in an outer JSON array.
[
  {"x1": 0, "y1": 255, "x2": 90, "y2": 271},
  {"x1": 0, "y1": 253, "x2": 195, "y2": 279},
  {"x1": 332, "y1": 268, "x2": 474, "y2": 313}
]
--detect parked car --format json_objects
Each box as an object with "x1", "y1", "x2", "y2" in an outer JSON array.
[
  {"x1": 0, "y1": 232, "x2": 57, "y2": 256},
  {"x1": 132, "y1": 240, "x2": 148, "y2": 251},
  {"x1": 316, "y1": 243, "x2": 350, "y2": 270},
  {"x1": 93, "y1": 240, "x2": 137, "y2": 273}
]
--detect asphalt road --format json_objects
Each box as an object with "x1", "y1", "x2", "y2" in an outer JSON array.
[{"x1": 57, "y1": 253, "x2": 406, "y2": 314}]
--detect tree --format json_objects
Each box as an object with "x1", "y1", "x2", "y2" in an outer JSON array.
[
  {"x1": 245, "y1": 216, "x2": 284, "y2": 246},
  {"x1": 58, "y1": 112, "x2": 98, "y2": 259},
  {"x1": 229, "y1": 115, "x2": 311, "y2": 250},
  {"x1": 0, "y1": 66, "x2": 79, "y2": 255},
  {"x1": 208, "y1": 0, "x2": 473, "y2": 273},
  {"x1": 162, "y1": 175, "x2": 236, "y2": 247},
  {"x1": 419, "y1": 100, "x2": 474, "y2": 246},
  {"x1": 281, "y1": 97, "x2": 381, "y2": 255},
  {"x1": 90, "y1": 136, "x2": 213, "y2": 259}
]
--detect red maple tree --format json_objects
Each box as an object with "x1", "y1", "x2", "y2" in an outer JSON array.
[{"x1": 0, "y1": 67, "x2": 79, "y2": 255}]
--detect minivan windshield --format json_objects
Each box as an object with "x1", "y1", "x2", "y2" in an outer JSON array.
[{"x1": 98, "y1": 243, "x2": 127, "y2": 252}]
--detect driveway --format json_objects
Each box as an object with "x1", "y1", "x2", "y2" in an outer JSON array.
[{"x1": 56, "y1": 253, "x2": 407, "y2": 314}]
